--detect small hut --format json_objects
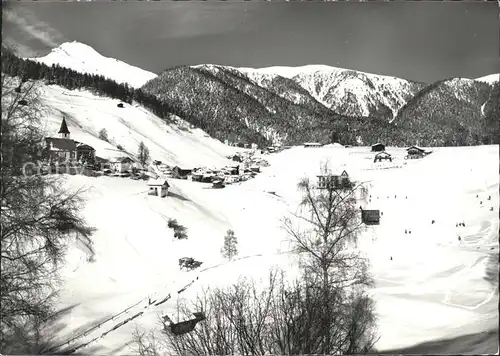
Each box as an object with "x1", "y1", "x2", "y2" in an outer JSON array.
[
  {"x1": 232, "y1": 155, "x2": 242, "y2": 162},
  {"x1": 148, "y1": 179, "x2": 170, "y2": 198},
  {"x1": 360, "y1": 208, "x2": 380, "y2": 225},
  {"x1": 371, "y1": 143, "x2": 385, "y2": 152},
  {"x1": 191, "y1": 172, "x2": 203, "y2": 182},
  {"x1": 405, "y1": 146, "x2": 427, "y2": 159},
  {"x1": 213, "y1": 180, "x2": 225, "y2": 189},
  {"x1": 374, "y1": 151, "x2": 392, "y2": 163},
  {"x1": 163, "y1": 311, "x2": 206, "y2": 336},
  {"x1": 228, "y1": 166, "x2": 240, "y2": 175}
]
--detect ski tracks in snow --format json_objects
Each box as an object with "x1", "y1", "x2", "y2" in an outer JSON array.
[{"x1": 50, "y1": 250, "x2": 277, "y2": 354}]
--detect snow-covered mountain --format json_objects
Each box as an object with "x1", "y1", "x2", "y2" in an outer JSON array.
[
  {"x1": 30, "y1": 41, "x2": 157, "y2": 88},
  {"x1": 475, "y1": 73, "x2": 500, "y2": 85},
  {"x1": 195, "y1": 64, "x2": 426, "y2": 120}
]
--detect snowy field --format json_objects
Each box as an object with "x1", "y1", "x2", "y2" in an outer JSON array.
[
  {"x1": 46, "y1": 142, "x2": 498, "y2": 354},
  {"x1": 22, "y1": 43, "x2": 498, "y2": 353},
  {"x1": 38, "y1": 84, "x2": 236, "y2": 169}
]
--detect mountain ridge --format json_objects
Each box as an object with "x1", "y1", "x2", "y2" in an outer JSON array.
[{"x1": 13, "y1": 41, "x2": 500, "y2": 147}]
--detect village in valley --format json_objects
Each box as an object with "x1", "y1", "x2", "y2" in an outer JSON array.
[
  {"x1": 44, "y1": 115, "x2": 432, "y2": 218},
  {"x1": 42, "y1": 113, "x2": 486, "y2": 253}
]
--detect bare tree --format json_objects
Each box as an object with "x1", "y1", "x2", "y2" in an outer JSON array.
[
  {"x1": 1, "y1": 74, "x2": 93, "y2": 353},
  {"x1": 133, "y1": 273, "x2": 281, "y2": 356},
  {"x1": 138, "y1": 141, "x2": 150, "y2": 168},
  {"x1": 280, "y1": 162, "x2": 377, "y2": 354}
]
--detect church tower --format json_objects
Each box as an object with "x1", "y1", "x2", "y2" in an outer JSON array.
[{"x1": 58, "y1": 117, "x2": 70, "y2": 139}]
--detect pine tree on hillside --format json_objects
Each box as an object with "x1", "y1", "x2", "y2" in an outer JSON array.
[
  {"x1": 98, "y1": 128, "x2": 109, "y2": 142},
  {"x1": 137, "y1": 141, "x2": 150, "y2": 167},
  {"x1": 221, "y1": 229, "x2": 238, "y2": 260}
]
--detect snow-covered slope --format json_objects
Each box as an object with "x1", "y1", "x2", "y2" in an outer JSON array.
[
  {"x1": 38, "y1": 83, "x2": 235, "y2": 167},
  {"x1": 30, "y1": 41, "x2": 157, "y2": 88},
  {"x1": 47, "y1": 143, "x2": 498, "y2": 355},
  {"x1": 475, "y1": 74, "x2": 500, "y2": 85},
  {"x1": 291, "y1": 68, "x2": 420, "y2": 118}
]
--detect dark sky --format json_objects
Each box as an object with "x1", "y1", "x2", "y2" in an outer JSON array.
[{"x1": 2, "y1": 1, "x2": 499, "y2": 83}]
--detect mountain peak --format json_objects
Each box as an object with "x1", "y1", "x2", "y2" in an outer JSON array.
[
  {"x1": 475, "y1": 73, "x2": 500, "y2": 85},
  {"x1": 53, "y1": 41, "x2": 100, "y2": 57},
  {"x1": 30, "y1": 41, "x2": 157, "y2": 88}
]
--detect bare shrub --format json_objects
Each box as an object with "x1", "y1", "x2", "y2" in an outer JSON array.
[
  {"x1": 167, "y1": 219, "x2": 188, "y2": 240},
  {"x1": 98, "y1": 128, "x2": 109, "y2": 142}
]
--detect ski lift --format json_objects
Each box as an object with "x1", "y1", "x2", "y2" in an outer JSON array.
[
  {"x1": 14, "y1": 87, "x2": 21, "y2": 93},
  {"x1": 18, "y1": 99, "x2": 28, "y2": 106},
  {"x1": 162, "y1": 311, "x2": 206, "y2": 336}
]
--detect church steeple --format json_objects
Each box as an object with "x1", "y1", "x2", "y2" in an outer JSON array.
[{"x1": 58, "y1": 117, "x2": 70, "y2": 139}]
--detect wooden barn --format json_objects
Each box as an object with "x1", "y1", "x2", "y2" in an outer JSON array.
[
  {"x1": 360, "y1": 208, "x2": 380, "y2": 225},
  {"x1": 249, "y1": 165, "x2": 260, "y2": 173},
  {"x1": 371, "y1": 143, "x2": 386, "y2": 152},
  {"x1": 163, "y1": 311, "x2": 206, "y2": 336},
  {"x1": 374, "y1": 151, "x2": 393, "y2": 163},
  {"x1": 172, "y1": 166, "x2": 192, "y2": 179},
  {"x1": 405, "y1": 146, "x2": 427, "y2": 159}
]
